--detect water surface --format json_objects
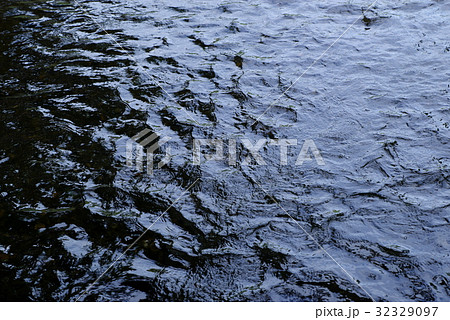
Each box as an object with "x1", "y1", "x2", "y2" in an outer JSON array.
[{"x1": 0, "y1": 0, "x2": 449, "y2": 301}]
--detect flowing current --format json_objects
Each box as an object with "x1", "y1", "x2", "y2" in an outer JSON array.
[{"x1": 0, "y1": 0, "x2": 449, "y2": 301}]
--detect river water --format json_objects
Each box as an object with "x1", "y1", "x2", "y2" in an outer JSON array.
[{"x1": 0, "y1": 0, "x2": 449, "y2": 301}]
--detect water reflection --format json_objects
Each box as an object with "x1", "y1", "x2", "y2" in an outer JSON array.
[{"x1": 0, "y1": 0, "x2": 449, "y2": 301}]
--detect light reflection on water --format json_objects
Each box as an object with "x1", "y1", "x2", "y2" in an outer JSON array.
[{"x1": 0, "y1": 0, "x2": 449, "y2": 301}]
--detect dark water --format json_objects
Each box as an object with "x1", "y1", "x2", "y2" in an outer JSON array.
[{"x1": 0, "y1": 0, "x2": 449, "y2": 301}]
